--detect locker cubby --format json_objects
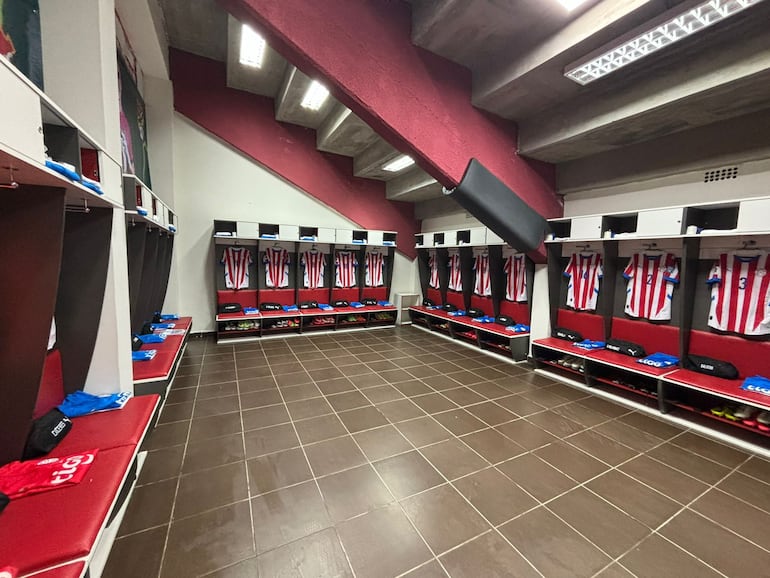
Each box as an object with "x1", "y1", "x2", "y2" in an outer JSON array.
[
  {"x1": 456, "y1": 230, "x2": 471, "y2": 245},
  {"x1": 433, "y1": 232, "x2": 445, "y2": 246},
  {"x1": 602, "y1": 214, "x2": 638, "y2": 238},
  {"x1": 299, "y1": 226, "x2": 319, "y2": 241},
  {"x1": 684, "y1": 204, "x2": 739, "y2": 232},
  {"x1": 151, "y1": 197, "x2": 159, "y2": 220},
  {"x1": 415, "y1": 234, "x2": 425, "y2": 247},
  {"x1": 43, "y1": 123, "x2": 82, "y2": 174},
  {"x1": 353, "y1": 230, "x2": 368, "y2": 244},
  {"x1": 383, "y1": 232, "x2": 397, "y2": 246},
  {"x1": 80, "y1": 148, "x2": 100, "y2": 182},
  {"x1": 548, "y1": 219, "x2": 571, "y2": 240},
  {"x1": 214, "y1": 220, "x2": 237, "y2": 236},
  {"x1": 259, "y1": 223, "x2": 280, "y2": 238}
]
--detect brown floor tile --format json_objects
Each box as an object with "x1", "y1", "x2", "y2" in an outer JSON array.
[
  {"x1": 368, "y1": 359, "x2": 399, "y2": 372},
  {"x1": 454, "y1": 467, "x2": 538, "y2": 525},
  {"x1": 421, "y1": 438, "x2": 489, "y2": 480},
  {"x1": 551, "y1": 401, "x2": 610, "y2": 428},
  {"x1": 374, "y1": 450, "x2": 444, "y2": 499},
  {"x1": 587, "y1": 470, "x2": 682, "y2": 528},
  {"x1": 407, "y1": 365, "x2": 441, "y2": 379},
  {"x1": 280, "y1": 382, "x2": 322, "y2": 402},
  {"x1": 316, "y1": 376, "x2": 355, "y2": 395},
  {"x1": 447, "y1": 370, "x2": 486, "y2": 386},
  {"x1": 593, "y1": 419, "x2": 665, "y2": 452},
  {"x1": 595, "y1": 563, "x2": 636, "y2": 577},
  {"x1": 174, "y1": 461, "x2": 249, "y2": 519},
  {"x1": 327, "y1": 390, "x2": 372, "y2": 412},
  {"x1": 439, "y1": 531, "x2": 540, "y2": 578},
  {"x1": 499, "y1": 506, "x2": 611, "y2": 577},
  {"x1": 239, "y1": 388, "x2": 283, "y2": 409},
  {"x1": 461, "y1": 428, "x2": 525, "y2": 464},
  {"x1": 660, "y1": 509, "x2": 770, "y2": 576},
  {"x1": 402, "y1": 484, "x2": 490, "y2": 554},
  {"x1": 251, "y1": 481, "x2": 331, "y2": 553},
  {"x1": 199, "y1": 370, "x2": 238, "y2": 386},
  {"x1": 380, "y1": 368, "x2": 415, "y2": 383},
  {"x1": 275, "y1": 370, "x2": 313, "y2": 387},
  {"x1": 497, "y1": 453, "x2": 576, "y2": 503},
  {"x1": 441, "y1": 387, "x2": 486, "y2": 407},
  {"x1": 670, "y1": 431, "x2": 748, "y2": 468},
  {"x1": 616, "y1": 411, "x2": 683, "y2": 439},
  {"x1": 257, "y1": 528, "x2": 353, "y2": 577},
  {"x1": 411, "y1": 393, "x2": 458, "y2": 414},
  {"x1": 193, "y1": 395, "x2": 241, "y2": 418},
  {"x1": 575, "y1": 395, "x2": 632, "y2": 418},
  {"x1": 691, "y1": 488, "x2": 770, "y2": 551},
  {"x1": 549, "y1": 487, "x2": 650, "y2": 557},
  {"x1": 565, "y1": 429, "x2": 637, "y2": 466},
  {"x1": 401, "y1": 560, "x2": 447, "y2": 578},
  {"x1": 339, "y1": 363, "x2": 372, "y2": 376},
  {"x1": 247, "y1": 447, "x2": 312, "y2": 495},
  {"x1": 535, "y1": 441, "x2": 609, "y2": 483},
  {"x1": 165, "y1": 387, "x2": 196, "y2": 405},
  {"x1": 337, "y1": 405, "x2": 389, "y2": 433},
  {"x1": 526, "y1": 409, "x2": 585, "y2": 437},
  {"x1": 377, "y1": 398, "x2": 426, "y2": 423},
  {"x1": 647, "y1": 442, "x2": 731, "y2": 485},
  {"x1": 394, "y1": 380, "x2": 434, "y2": 397},
  {"x1": 188, "y1": 412, "x2": 242, "y2": 443},
  {"x1": 350, "y1": 372, "x2": 388, "y2": 388},
  {"x1": 207, "y1": 557, "x2": 259, "y2": 578},
  {"x1": 396, "y1": 416, "x2": 453, "y2": 447},
  {"x1": 244, "y1": 423, "x2": 300, "y2": 458},
  {"x1": 365, "y1": 384, "x2": 406, "y2": 403},
  {"x1": 354, "y1": 425, "x2": 413, "y2": 461},
  {"x1": 237, "y1": 375, "x2": 277, "y2": 393},
  {"x1": 182, "y1": 433, "x2": 245, "y2": 474},
  {"x1": 286, "y1": 396, "x2": 333, "y2": 420},
  {"x1": 242, "y1": 403, "x2": 290, "y2": 430},
  {"x1": 294, "y1": 413, "x2": 347, "y2": 445},
  {"x1": 161, "y1": 501, "x2": 255, "y2": 577},
  {"x1": 619, "y1": 454, "x2": 708, "y2": 504},
  {"x1": 495, "y1": 394, "x2": 546, "y2": 417},
  {"x1": 465, "y1": 401, "x2": 517, "y2": 426},
  {"x1": 337, "y1": 504, "x2": 432, "y2": 578},
  {"x1": 304, "y1": 435, "x2": 367, "y2": 476},
  {"x1": 318, "y1": 464, "x2": 394, "y2": 522},
  {"x1": 421, "y1": 375, "x2": 461, "y2": 391},
  {"x1": 158, "y1": 401, "x2": 193, "y2": 424},
  {"x1": 738, "y1": 455, "x2": 770, "y2": 480},
  {"x1": 717, "y1": 471, "x2": 770, "y2": 513},
  {"x1": 119, "y1": 478, "x2": 177, "y2": 536},
  {"x1": 104, "y1": 525, "x2": 167, "y2": 578},
  {"x1": 308, "y1": 366, "x2": 345, "y2": 381},
  {"x1": 495, "y1": 419, "x2": 558, "y2": 451},
  {"x1": 432, "y1": 409, "x2": 487, "y2": 436},
  {"x1": 468, "y1": 381, "x2": 513, "y2": 400},
  {"x1": 138, "y1": 445, "x2": 184, "y2": 485},
  {"x1": 201, "y1": 360, "x2": 236, "y2": 374},
  {"x1": 620, "y1": 533, "x2": 722, "y2": 578}
]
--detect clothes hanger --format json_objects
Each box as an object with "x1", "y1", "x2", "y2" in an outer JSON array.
[
  {"x1": 641, "y1": 242, "x2": 665, "y2": 255},
  {"x1": 734, "y1": 240, "x2": 761, "y2": 257}
]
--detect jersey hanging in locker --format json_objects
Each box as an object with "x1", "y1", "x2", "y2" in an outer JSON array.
[
  {"x1": 447, "y1": 253, "x2": 462, "y2": 291},
  {"x1": 504, "y1": 254, "x2": 527, "y2": 302},
  {"x1": 707, "y1": 252, "x2": 770, "y2": 336},
  {"x1": 221, "y1": 246, "x2": 253, "y2": 289},
  {"x1": 365, "y1": 252, "x2": 384, "y2": 287},
  {"x1": 301, "y1": 251, "x2": 326, "y2": 289},
  {"x1": 473, "y1": 253, "x2": 491, "y2": 296},
  {"x1": 335, "y1": 251, "x2": 358, "y2": 288},
  {"x1": 264, "y1": 247, "x2": 291, "y2": 288},
  {"x1": 428, "y1": 253, "x2": 439, "y2": 289},
  {"x1": 564, "y1": 252, "x2": 603, "y2": 311},
  {"x1": 623, "y1": 252, "x2": 679, "y2": 321}
]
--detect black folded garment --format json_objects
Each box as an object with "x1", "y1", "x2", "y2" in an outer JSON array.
[
  {"x1": 496, "y1": 315, "x2": 514, "y2": 326},
  {"x1": 260, "y1": 302, "x2": 281, "y2": 311},
  {"x1": 443, "y1": 303, "x2": 458, "y2": 312},
  {"x1": 362, "y1": 298, "x2": 377, "y2": 306},
  {"x1": 423, "y1": 298, "x2": 435, "y2": 306},
  {"x1": 466, "y1": 308, "x2": 485, "y2": 318},
  {"x1": 605, "y1": 338, "x2": 646, "y2": 358},
  {"x1": 219, "y1": 302, "x2": 242, "y2": 313},
  {"x1": 685, "y1": 354, "x2": 739, "y2": 379},
  {"x1": 299, "y1": 301, "x2": 318, "y2": 309},
  {"x1": 552, "y1": 327, "x2": 583, "y2": 342},
  {"x1": 333, "y1": 300, "x2": 349, "y2": 308}
]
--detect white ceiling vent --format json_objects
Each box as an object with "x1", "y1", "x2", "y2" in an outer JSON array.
[{"x1": 703, "y1": 166, "x2": 739, "y2": 183}]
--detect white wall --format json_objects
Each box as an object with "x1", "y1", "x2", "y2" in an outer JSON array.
[{"x1": 172, "y1": 114, "x2": 420, "y2": 331}]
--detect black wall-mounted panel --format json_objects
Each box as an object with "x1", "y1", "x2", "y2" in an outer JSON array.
[
  {"x1": 127, "y1": 222, "x2": 147, "y2": 327},
  {"x1": 446, "y1": 159, "x2": 547, "y2": 253},
  {"x1": 134, "y1": 228, "x2": 159, "y2": 332}
]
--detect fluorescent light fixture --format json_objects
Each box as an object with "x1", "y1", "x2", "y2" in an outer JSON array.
[
  {"x1": 382, "y1": 155, "x2": 416, "y2": 172},
  {"x1": 565, "y1": 0, "x2": 765, "y2": 85},
  {"x1": 557, "y1": 0, "x2": 589, "y2": 10},
  {"x1": 239, "y1": 24, "x2": 266, "y2": 68},
  {"x1": 300, "y1": 80, "x2": 330, "y2": 110}
]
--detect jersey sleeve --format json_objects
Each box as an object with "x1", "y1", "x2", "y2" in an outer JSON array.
[
  {"x1": 663, "y1": 254, "x2": 679, "y2": 283},
  {"x1": 564, "y1": 254, "x2": 576, "y2": 278},
  {"x1": 220, "y1": 248, "x2": 227, "y2": 265},
  {"x1": 596, "y1": 255, "x2": 604, "y2": 279},
  {"x1": 262, "y1": 250, "x2": 269, "y2": 264},
  {"x1": 622, "y1": 257, "x2": 635, "y2": 279},
  {"x1": 707, "y1": 259, "x2": 722, "y2": 284}
]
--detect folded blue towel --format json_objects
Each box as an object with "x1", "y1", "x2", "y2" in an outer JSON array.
[
  {"x1": 377, "y1": 301, "x2": 393, "y2": 306},
  {"x1": 243, "y1": 307, "x2": 259, "y2": 314},
  {"x1": 506, "y1": 324, "x2": 530, "y2": 333},
  {"x1": 160, "y1": 314, "x2": 179, "y2": 320},
  {"x1": 637, "y1": 352, "x2": 679, "y2": 368},
  {"x1": 319, "y1": 304, "x2": 334, "y2": 311},
  {"x1": 169, "y1": 225, "x2": 177, "y2": 232},
  {"x1": 574, "y1": 339, "x2": 605, "y2": 350},
  {"x1": 132, "y1": 350, "x2": 157, "y2": 361},
  {"x1": 282, "y1": 304, "x2": 299, "y2": 312},
  {"x1": 137, "y1": 333, "x2": 166, "y2": 344},
  {"x1": 300, "y1": 236, "x2": 317, "y2": 241},
  {"x1": 382, "y1": 241, "x2": 396, "y2": 246},
  {"x1": 45, "y1": 159, "x2": 80, "y2": 181},
  {"x1": 473, "y1": 316, "x2": 495, "y2": 323},
  {"x1": 80, "y1": 177, "x2": 104, "y2": 195},
  {"x1": 352, "y1": 239, "x2": 366, "y2": 244},
  {"x1": 741, "y1": 375, "x2": 770, "y2": 396},
  {"x1": 150, "y1": 323, "x2": 174, "y2": 330},
  {"x1": 137, "y1": 207, "x2": 149, "y2": 216},
  {"x1": 447, "y1": 310, "x2": 466, "y2": 317},
  {"x1": 59, "y1": 390, "x2": 131, "y2": 418},
  {"x1": 260, "y1": 234, "x2": 277, "y2": 239},
  {"x1": 350, "y1": 302, "x2": 364, "y2": 308}
]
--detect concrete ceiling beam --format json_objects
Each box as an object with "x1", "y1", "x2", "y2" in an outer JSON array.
[
  {"x1": 386, "y1": 168, "x2": 443, "y2": 201},
  {"x1": 226, "y1": 15, "x2": 288, "y2": 99},
  {"x1": 353, "y1": 140, "x2": 402, "y2": 180},
  {"x1": 274, "y1": 65, "x2": 334, "y2": 130},
  {"x1": 316, "y1": 104, "x2": 380, "y2": 157}
]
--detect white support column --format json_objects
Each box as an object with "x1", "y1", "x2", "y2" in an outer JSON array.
[{"x1": 529, "y1": 264, "x2": 551, "y2": 356}]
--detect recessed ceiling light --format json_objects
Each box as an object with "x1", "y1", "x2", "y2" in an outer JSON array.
[
  {"x1": 239, "y1": 24, "x2": 266, "y2": 68},
  {"x1": 565, "y1": 0, "x2": 765, "y2": 85},
  {"x1": 557, "y1": 0, "x2": 588, "y2": 10},
  {"x1": 300, "y1": 80, "x2": 330, "y2": 111},
  {"x1": 383, "y1": 155, "x2": 415, "y2": 173}
]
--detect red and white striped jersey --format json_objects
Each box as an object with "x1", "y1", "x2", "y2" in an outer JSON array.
[
  {"x1": 263, "y1": 247, "x2": 291, "y2": 288},
  {"x1": 623, "y1": 253, "x2": 679, "y2": 321},
  {"x1": 564, "y1": 253, "x2": 603, "y2": 311},
  {"x1": 365, "y1": 252, "x2": 385, "y2": 287},
  {"x1": 428, "y1": 253, "x2": 439, "y2": 289},
  {"x1": 707, "y1": 252, "x2": 770, "y2": 336},
  {"x1": 221, "y1": 246, "x2": 253, "y2": 289},
  {"x1": 335, "y1": 251, "x2": 358, "y2": 288},
  {"x1": 447, "y1": 253, "x2": 462, "y2": 291},
  {"x1": 473, "y1": 253, "x2": 491, "y2": 296},
  {"x1": 301, "y1": 251, "x2": 326, "y2": 289},
  {"x1": 504, "y1": 254, "x2": 527, "y2": 302}
]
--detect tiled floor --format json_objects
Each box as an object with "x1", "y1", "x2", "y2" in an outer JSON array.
[{"x1": 104, "y1": 327, "x2": 770, "y2": 578}]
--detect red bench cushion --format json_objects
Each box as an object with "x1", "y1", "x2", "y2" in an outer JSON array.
[
  {"x1": 425, "y1": 288, "x2": 441, "y2": 305},
  {"x1": 259, "y1": 289, "x2": 296, "y2": 306},
  {"x1": 556, "y1": 309, "x2": 604, "y2": 341},
  {"x1": 689, "y1": 330, "x2": 770, "y2": 378},
  {"x1": 361, "y1": 287, "x2": 388, "y2": 301},
  {"x1": 589, "y1": 349, "x2": 674, "y2": 376},
  {"x1": 445, "y1": 291, "x2": 465, "y2": 310},
  {"x1": 0, "y1": 446, "x2": 135, "y2": 575},
  {"x1": 297, "y1": 288, "x2": 331, "y2": 305},
  {"x1": 31, "y1": 560, "x2": 86, "y2": 578},
  {"x1": 50, "y1": 395, "x2": 159, "y2": 456},
  {"x1": 133, "y1": 350, "x2": 176, "y2": 382},
  {"x1": 331, "y1": 288, "x2": 360, "y2": 303},
  {"x1": 470, "y1": 295, "x2": 493, "y2": 316},
  {"x1": 499, "y1": 301, "x2": 529, "y2": 324},
  {"x1": 216, "y1": 290, "x2": 257, "y2": 309},
  {"x1": 611, "y1": 317, "x2": 679, "y2": 356}
]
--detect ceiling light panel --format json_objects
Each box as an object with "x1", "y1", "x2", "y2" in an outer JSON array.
[
  {"x1": 557, "y1": 0, "x2": 589, "y2": 10},
  {"x1": 383, "y1": 155, "x2": 416, "y2": 172},
  {"x1": 239, "y1": 24, "x2": 266, "y2": 68},
  {"x1": 300, "y1": 80, "x2": 330, "y2": 111},
  {"x1": 565, "y1": 0, "x2": 765, "y2": 85}
]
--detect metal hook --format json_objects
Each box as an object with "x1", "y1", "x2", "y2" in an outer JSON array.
[{"x1": 0, "y1": 166, "x2": 19, "y2": 190}]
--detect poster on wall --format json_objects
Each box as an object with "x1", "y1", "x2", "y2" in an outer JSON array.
[
  {"x1": 0, "y1": 0, "x2": 44, "y2": 89},
  {"x1": 118, "y1": 52, "x2": 151, "y2": 186}
]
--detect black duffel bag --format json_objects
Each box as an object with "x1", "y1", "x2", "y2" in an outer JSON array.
[
  {"x1": 552, "y1": 327, "x2": 583, "y2": 342},
  {"x1": 685, "y1": 354, "x2": 739, "y2": 380},
  {"x1": 23, "y1": 409, "x2": 72, "y2": 459},
  {"x1": 605, "y1": 338, "x2": 646, "y2": 358}
]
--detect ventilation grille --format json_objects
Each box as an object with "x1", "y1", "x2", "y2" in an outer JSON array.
[{"x1": 703, "y1": 166, "x2": 738, "y2": 183}]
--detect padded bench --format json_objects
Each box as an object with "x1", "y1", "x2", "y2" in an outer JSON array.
[
  {"x1": 588, "y1": 317, "x2": 679, "y2": 377},
  {"x1": 533, "y1": 309, "x2": 605, "y2": 356},
  {"x1": 133, "y1": 316, "x2": 192, "y2": 388}
]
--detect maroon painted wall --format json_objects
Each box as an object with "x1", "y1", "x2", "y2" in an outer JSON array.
[
  {"x1": 169, "y1": 48, "x2": 419, "y2": 259},
  {"x1": 220, "y1": 0, "x2": 562, "y2": 220}
]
